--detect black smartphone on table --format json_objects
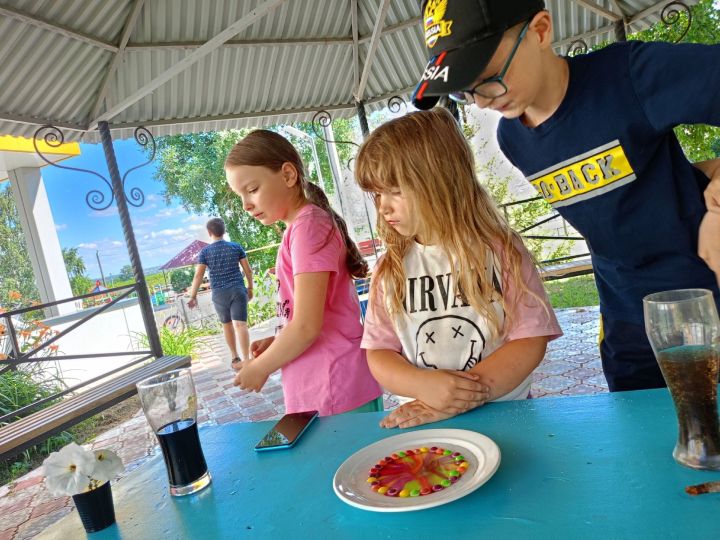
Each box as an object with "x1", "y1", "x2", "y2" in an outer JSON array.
[{"x1": 254, "y1": 410, "x2": 319, "y2": 452}]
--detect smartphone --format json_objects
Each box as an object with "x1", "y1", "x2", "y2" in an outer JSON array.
[{"x1": 254, "y1": 410, "x2": 319, "y2": 452}]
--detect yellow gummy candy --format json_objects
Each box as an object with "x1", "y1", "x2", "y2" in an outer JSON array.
[
  {"x1": 399, "y1": 489, "x2": 410, "y2": 498},
  {"x1": 377, "y1": 486, "x2": 389, "y2": 495}
]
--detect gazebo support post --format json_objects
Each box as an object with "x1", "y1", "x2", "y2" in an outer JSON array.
[
  {"x1": 614, "y1": 18, "x2": 627, "y2": 41},
  {"x1": 356, "y1": 100, "x2": 370, "y2": 139},
  {"x1": 98, "y1": 121, "x2": 163, "y2": 358}
]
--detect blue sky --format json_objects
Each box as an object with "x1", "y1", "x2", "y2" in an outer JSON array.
[{"x1": 42, "y1": 139, "x2": 210, "y2": 279}]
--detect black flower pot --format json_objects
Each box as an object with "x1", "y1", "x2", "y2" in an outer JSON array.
[{"x1": 71, "y1": 481, "x2": 116, "y2": 533}]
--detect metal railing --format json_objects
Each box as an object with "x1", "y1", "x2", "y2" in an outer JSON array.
[
  {"x1": 0, "y1": 284, "x2": 154, "y2": 423},
  {"x1": 499, "y1": 196, "x2": 591, "y2": 268}
]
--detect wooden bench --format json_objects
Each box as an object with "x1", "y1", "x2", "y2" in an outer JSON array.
[
  {"x1": 539, "y1": 257, "x2": 593, "y2": 281},
  {"x1": 0, "y1": 355, "x2": 191, "y2": 461}
]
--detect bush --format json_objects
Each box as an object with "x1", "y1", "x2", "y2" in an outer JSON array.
[
  {"x1": 0, "y1": 365, "x2": 71, "y2": 485},
  {"x1": 248, "y1": 270, "x2": 277, "y2": 326},
  {"x1": 134, "y1": 326, "x2": 205, "y2": 358},
  {"x1": 169, "y1": 267, "x2": 194, "y2": 293},
  {"x1": 70, "y1": 275, "x2": 93, "y2": 297}
]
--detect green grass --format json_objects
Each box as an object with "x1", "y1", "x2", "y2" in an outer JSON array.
[{"x1": 544, "y1": 274, "x2": 599, "y2": 309}]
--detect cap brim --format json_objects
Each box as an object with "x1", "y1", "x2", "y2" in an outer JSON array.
[{"x1": 411, "y1": 33, "x2": 503, "y2": 110}]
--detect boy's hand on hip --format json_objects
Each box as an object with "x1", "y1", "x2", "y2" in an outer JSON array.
[
  {"x1": 699, "y1": 212, "x2": 720, "y2": 281},
  {"x1": 233, "y1": 358, "x2": 269, "y2": 392},
  {"x1": 704, "y1": 175, "x2": 720, "y2": 215},
  {"x1": 416, "y1": 369, "x2": 490, "y2": 414},
  {"x1": 379, "y1": 400, "x2": 454, "y2": 429}
]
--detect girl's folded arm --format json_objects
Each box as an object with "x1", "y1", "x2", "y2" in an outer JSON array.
[
  {"x1": 468, "y1": 336, "x2": 549, "y2": 401},
  {"x1": 366, "y1": 349, "x2": 426, "y2": 400},
  {"x1": 255, "y1": 271, "x2": 330, "y2": 374}
]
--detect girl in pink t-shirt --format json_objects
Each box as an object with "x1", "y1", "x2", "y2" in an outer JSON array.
[
  {"x1": 224, "y1": 130, "x2": 381, "y2": 416},
  {"x1": 355, "y1": 109, "x2": 562, "y2": 429}
]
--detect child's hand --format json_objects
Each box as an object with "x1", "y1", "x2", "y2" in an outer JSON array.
[
  {"x1": 380, "y1": 400, "x2": 454, "y2": 429},
  {"x1": 704, "y1": 175, "x2": 720, "y2": 215},
  {"x1": 233, "y1": 358, "x2": 270, "y2": 392},
  {"x1": 415, "y1": 369, "x2": 490, "y2": 415},
  {"x1": 699, "y1": 212, "x2": 720, "y2": 282},
  {"x1": 250, "y1": 337, "x2": 274, "y2": 358}
]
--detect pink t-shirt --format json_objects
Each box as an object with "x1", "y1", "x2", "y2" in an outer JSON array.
[
  {"x1": 275, "y1": 204, "x2": 381, "y2": 416},
  {"x1": 361, "y1": 241, "x2": 562, "y2": 401}
]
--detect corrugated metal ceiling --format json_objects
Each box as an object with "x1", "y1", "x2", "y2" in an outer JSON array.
[{"x1": 0, "y1": 0, "x2": 700, "y2": 141}]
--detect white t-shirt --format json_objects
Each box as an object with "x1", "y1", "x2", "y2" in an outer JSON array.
[{"x1": 361, "y1": 241, "x2": 562, "y2": 401}]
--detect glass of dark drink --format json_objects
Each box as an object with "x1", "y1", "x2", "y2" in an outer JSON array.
[
  {"x1": 644, "y1": 288, "x2": 720, "y2": 470},
  {"x1": 137, "y1": 368, "x2": 212, "y2": 495}
]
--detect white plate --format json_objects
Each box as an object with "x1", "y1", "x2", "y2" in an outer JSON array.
[{"x1": 333, "y1": 429, "x2": 500, "y2": 512}]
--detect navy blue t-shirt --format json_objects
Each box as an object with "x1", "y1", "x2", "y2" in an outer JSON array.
[
  {"x1": 498, "y1": 41, "x2": 720, "y2": 324},
  {"x1": 198, "y1": 240, "x2": 247, "y2": 290}
]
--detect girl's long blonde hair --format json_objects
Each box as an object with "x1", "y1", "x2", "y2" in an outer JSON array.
[
  {"x1": 225, "y1": 129, "x2": 368, "y2": 279},
  {"x1": 355, "y1": 108, "x2": 538, "y2": 334}
]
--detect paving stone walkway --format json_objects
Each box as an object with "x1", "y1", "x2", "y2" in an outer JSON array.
[{"x1": 0, "y1": 306, "x2": 604, "y2": 539}]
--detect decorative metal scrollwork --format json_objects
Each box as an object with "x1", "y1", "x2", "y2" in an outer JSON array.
[
  {"x1": 311, "y1": 110, "x2": 360, "y2": 148},
  {"x1": 33, "y1": 124, "x2": 152, "y2": 211},
  {"x1": 568, "y1": 39, "x2": 588, "y2": 56},
  {"x1": 387, "y1": 95, "x2": 407, "y2": 115},
  {"x1": 34, "y1": 125, "x2": 115, "y2": 211},
  {"x1": 661, "y1": 1, "x2": 692, "y2": 43},
  {"x1": 120, "y1": 127, "x2": 155, "y2": 208}
]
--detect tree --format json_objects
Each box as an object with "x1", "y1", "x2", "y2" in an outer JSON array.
[
  {"x1": 169, "y1": 268, "x2": 194, "y2": 293},
  {"x1": 62, "y1": 247, "x2": 86, "y2": 279},
  {"x1": 70, "y1": 275, "x2": 93, "y2": 297},
  {"x1": 579, "y1": 0, "x2": 720, "y2": 161},
  {"x1": 151, "y1": 119, "x2": 360, "y2": 273},
  {"x1": 118, "y1": 264, "x2": 134, "y2": 281},
  {"x1": 0, "y1": 186, "x2": 39, "y2": 308}
]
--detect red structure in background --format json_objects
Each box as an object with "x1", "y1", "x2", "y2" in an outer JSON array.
[{"x1": 160, "y1": 240, "x2": 209, "y2": 270}]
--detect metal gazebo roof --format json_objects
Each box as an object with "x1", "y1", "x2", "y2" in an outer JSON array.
[{"x1": 0, "y1": 0, "x2": 698, "y2": 142}]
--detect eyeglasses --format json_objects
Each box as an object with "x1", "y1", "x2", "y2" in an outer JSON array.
[{"x1": 449, "y1": 21, "x2": 530, "y2": 104}]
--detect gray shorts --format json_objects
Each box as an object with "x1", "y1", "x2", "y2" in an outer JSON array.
[{"x1": 211, "y1": 287, "x2": 248, "y2": 324}]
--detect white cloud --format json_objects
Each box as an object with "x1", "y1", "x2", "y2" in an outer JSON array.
[
  {"x1": 78, "y1": 242, "x2": 98, "y2": 249},
  {"x1": 157, "y1": 207, "x2": 186, "y2": 218},
  {"x1": 183, "y1": 214, "x2": 205, "y2": 223},
  {"x1": 150, "y1": 227, "x2": 186, "y2": 239},
  {"x1": 55, "y1": 223, "x2": 68, "y2": 231}
]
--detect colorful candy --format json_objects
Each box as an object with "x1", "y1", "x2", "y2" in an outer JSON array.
[{"x1": 367, "y1": 445, "x2": 469, "y2": 498}]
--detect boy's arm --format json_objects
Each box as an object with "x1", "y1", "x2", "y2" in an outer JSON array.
[
  {"x1": 696, "y1": 158, "x2": 720, "y2": 214},
  {"x1": 187, "y1": 264, "x2": 207, "y2": 306},
  {"x1": 239, "y1": 257, "x2": 254, "y2": 299},
  {"x1": 696, "y1": 158, "x2": 720, "y2": 280},
  {"x1": 468, "y1": 336, "x2": 549, "y2": 401}
]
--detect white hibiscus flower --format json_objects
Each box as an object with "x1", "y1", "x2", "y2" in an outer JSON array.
[
  {"x1": 42, "y1": 443, "x2": 125, "y2": 496},
  {"x1": 92, "y1": 449, "x2": 124, "y2": 483},
  {"x1": 43, "y1": 443, "x2": 95, "y2": 496}
]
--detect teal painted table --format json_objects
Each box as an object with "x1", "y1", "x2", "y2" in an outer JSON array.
[{"x1": 38, "y1": 389, "x2": 720, "y2": 539}]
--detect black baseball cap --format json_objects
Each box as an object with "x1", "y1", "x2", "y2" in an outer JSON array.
[{"x1": 412, "y1": 0, "x2": 545, "y2": 110}]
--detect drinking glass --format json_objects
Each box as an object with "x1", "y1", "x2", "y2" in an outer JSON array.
[
  {"x1": 643, "y1": 289, "x2": 720, "y2": 470},
  {"x1": 137, "y1": 368, "x2": 212, "y2": 495}
]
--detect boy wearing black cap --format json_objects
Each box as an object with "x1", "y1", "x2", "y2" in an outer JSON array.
[{"x1": 412, "y1": 0, "x2": 720, "y2": 392}]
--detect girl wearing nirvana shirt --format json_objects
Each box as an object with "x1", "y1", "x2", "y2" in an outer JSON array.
[
  {"x1": 225, "y1": 130, "x2": 381, "y2": 416},
  {"x1": 357, "y1": 109, "x2": 561, "y2": 428}
]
